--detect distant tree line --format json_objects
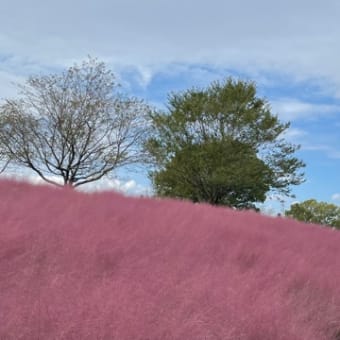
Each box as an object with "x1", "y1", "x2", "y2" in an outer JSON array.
[{"x1": 285, "y1": 199, "x2": 340, "y2": 229}]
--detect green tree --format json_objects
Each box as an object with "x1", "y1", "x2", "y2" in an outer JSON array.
[
  {"x1": 146, "y1": 78, "x2": 304, "y2": 208},
  {"x1": 153, "y1": 138, "x2": 273, "y2": 209},
  {"x1": 285, "y1": 199, "x2": 340, "y2": 228},
  {"x1": 0, "y1": 58, "x2": 150, "y2": 187}
]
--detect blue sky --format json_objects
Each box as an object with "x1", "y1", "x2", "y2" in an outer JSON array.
[{"x1": 0, "y1": 0, "x2": 339, "y2": 212}]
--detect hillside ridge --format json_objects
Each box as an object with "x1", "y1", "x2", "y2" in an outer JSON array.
[{"x1": 0, "y1": 180, "x2": 339, "y2": 339}]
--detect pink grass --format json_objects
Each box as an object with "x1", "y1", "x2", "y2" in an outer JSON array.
[{"x1": 0, "y1": 180, "x2": 340, "y2": 339}]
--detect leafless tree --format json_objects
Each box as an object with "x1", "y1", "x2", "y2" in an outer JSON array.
[
  {"x1": 0, "y1": 159, "x2": 10, "y2": 174},
  {"x1": 0, "y1": 58, "x2": 151, "y2": 187}
]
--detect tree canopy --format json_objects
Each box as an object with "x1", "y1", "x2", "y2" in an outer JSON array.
[
  {"x1": 146, "y1": 78, "x2": 305, "y2": 208},
  {"x1": 153, "y1": 138, "x2": 273, "y2": 209},
  {"x1": 0, "y1": 58, "x2": 151, "y2": 187},
  {"x1": 285, "y1": 199, "x2": 340, "y2": 228}
]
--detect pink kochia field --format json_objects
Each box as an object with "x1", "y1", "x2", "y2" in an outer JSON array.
[{"x1": 1, "y1": 181, "x2": 340, "y2": 339}]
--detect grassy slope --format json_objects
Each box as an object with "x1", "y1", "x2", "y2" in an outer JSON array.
[{"x1": 0, "y1": 180, "x2": 340, "y2": 339}]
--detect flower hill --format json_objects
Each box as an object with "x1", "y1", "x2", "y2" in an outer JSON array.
[{"x1": 0, "y1": 180, "x2": 339, "y2": 339}]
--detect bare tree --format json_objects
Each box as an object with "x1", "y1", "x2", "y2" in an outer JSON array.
[
  {"x1": 0, "y1": 58, "x2": 151, "y2": 187},
  {"x1": 0, "y1": 159, "x2": 10, "y2": 174}
]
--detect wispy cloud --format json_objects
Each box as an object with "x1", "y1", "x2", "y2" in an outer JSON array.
[
  {"x1": 302, "y1": 144, "x2": 340, "y2": 159},
  {"x1": 0, "y1": 170, "x2": 152, "y2": 196},
  {"x1": 1, "y1": 0, "x2": 340, "y2": 92},
  {"x1": 0, "y1": 70, "x2": 25, "y2": 99},
  {"x1": 331, "y1": 193, "x2": 340, "y2": 202},
  {"x1": 271, "y1": 99, "x2": 340, "y2": 122},
  {"x1": 282, "y1": 127, "x2": 308, "y2": 143},
  {"x1": 81, "y1": 177, "x2": 152, "y2": 196}
]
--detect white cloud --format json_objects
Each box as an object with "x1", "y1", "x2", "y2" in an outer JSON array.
[
  {"x1": 271, "y1": 99, "x2": 340, "y2": 122},
  {"x1": 80, "y1": 177, "x2": 153, "y2": 196},
  {"x1": 80, "y1": 176, "x2": 150, "y2": 194},
  {"x1": 0, "y1": 171, "x2": 64, "y2": 186},
  {"x1": 331, "y1": 193, "x2": 340, "y2": 202},
  {"x1": 302, "y1": 144, "x2": 340, "y2": 159},
  {"x1": 1, "y1": 0, "x2": 340, "y2": 91},
  {"x1": 0, "y1": 70, "x2": 25, "y2": 100},
  {"x1": 282, "y1": 127, "x2": 308, "y2": 142},
  {"x1": 0, "y1": 167, "x2": 152, "y2": 196}
]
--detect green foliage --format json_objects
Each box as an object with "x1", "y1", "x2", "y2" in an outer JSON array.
[
  {"x1": 285, "y1": 199, "x2": 340, "y2": 228},
  {"x1": 146, "y1": 78, "x2": 305, "y2": 208},
  {"x1": 153, "y1": 138, "x2": 272, "y2": 209}
]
